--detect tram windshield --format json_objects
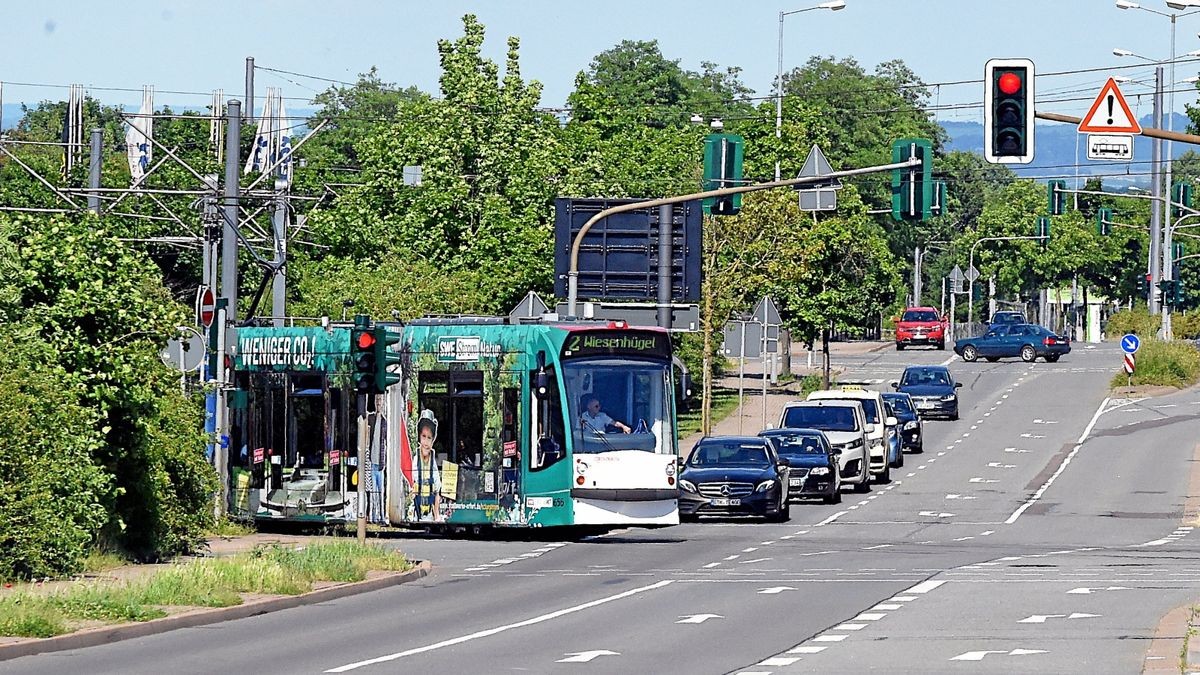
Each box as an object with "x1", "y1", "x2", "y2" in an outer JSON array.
[{"x1": 564, "y1": 358, "x2": 673, "y2": 454}]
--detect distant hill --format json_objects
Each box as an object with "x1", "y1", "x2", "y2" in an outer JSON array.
[{"x1": 941, "y1": 113, "x2": 1193, "y2": 189}]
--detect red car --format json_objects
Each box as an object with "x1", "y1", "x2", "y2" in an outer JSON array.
[{"x1": 895, "y1": 307, "x2": 946, "y2": 351}]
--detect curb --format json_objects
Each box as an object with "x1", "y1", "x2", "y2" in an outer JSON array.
[{"x1": 0, "y1": 560, "x2": 431, "y2": 662}]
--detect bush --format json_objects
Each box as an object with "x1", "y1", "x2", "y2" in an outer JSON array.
[
  {"x1": 1106, "y1": 308, "x2": 1160, "y2": 338},
  {"x1": 1175, "y1": 311, "x2": 1200, "y2": 340},
  {"x1": 1110, "y1": 339, "x2": 1200, "y2": 389},
  {"x1": 0, "y1": 325, "x2": 109, "y2": 581}
]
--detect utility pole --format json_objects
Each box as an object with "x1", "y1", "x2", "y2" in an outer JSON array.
[
  {"x1": 913, "y1": 246, "x2": 922, "y2": 304},
  {"x1": 87, "y1": 128, "x2": 102, "y2": 214},
  {"x1": 1150, "y1": 66, "x2": 1164, "y2": 315}
]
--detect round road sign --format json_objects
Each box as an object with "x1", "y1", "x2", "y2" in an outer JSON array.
[{"x1": 197, "y1": 287, "x2": 216, "y2": 328}]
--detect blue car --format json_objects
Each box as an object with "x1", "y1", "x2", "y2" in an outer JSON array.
[
  {"x1": 679, "y1": 436, "x2": 791, "y2": 522},
  {"x1": 882, "y1": 392, "x2": 923, "y2": 453},
  {"x1": 893, "y1": 365, "x2": 961, "y2": 421},
  {"x1": 758, "y1": 429, "x2": 841, "y2": 504},
  {"x1": 954, "y1": 323, "x2": 1071, "y2": 363}
]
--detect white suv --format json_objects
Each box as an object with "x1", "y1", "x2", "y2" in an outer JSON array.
[
  {"x1": 807, "y1": 387, "x2": 896, "y2": 484},
  {"x1": 778, "y1": 400, "x2": 872, "y2": 493}
]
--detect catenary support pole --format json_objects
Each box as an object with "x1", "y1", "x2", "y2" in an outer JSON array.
[
  {"x1": 272, "y1": 182, "x2": 287, "y2": 327},
  {"x1": 222, "y1": 101, "x2": 241, "y2": 324},
  {"x1": 245, "y1": 58, "x2": 255, "y2": 125},
  {"x1": 87, "y1": 128, "x2": 102, "y2": 214}
]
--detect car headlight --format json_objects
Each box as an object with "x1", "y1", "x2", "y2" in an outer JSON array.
[
  {"x1": 809, "y1": 467, "x2": 831, "y2": 476},
  {"x1": 903, "y1": 420, "x2": 919, "y2": 430},
  {"x1": 941, "y1": 394, "x2": 957, "y2": 402},
  {"x1": 679, "y1": 479, "x2": 697, "y2": 493},
  {"x1": 840, "y1": 438, "x2": 863, "y2": 450},
  {"x1": 755, "y1": 479, "x2": 776, "y2": 493}
]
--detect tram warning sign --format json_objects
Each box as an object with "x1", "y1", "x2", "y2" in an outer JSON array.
[{"x1": 1078, "y1": 78, "x2": 1142, "y2": 134}]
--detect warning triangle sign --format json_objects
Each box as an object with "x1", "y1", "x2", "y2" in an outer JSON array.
[{"x1": 1078, "y1": 78, "x2": 1142, "y2": 134}]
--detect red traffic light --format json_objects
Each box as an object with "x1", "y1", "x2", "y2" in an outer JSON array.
[
  {"x1": 356, "y1": 331, "x2": 376, "y2": 350},
  {"x1": 998, "y1": 72, "x2": 1022, "y2": 95}
]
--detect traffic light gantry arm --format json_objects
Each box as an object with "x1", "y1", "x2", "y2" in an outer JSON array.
[
  {"x1": 565, "y1": 157, "x2": 922, "y2": 317},
  {"x1": 1036, "y1": 111, "x2": 1200, "y2": 146}
]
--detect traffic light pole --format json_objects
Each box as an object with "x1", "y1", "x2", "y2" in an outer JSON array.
[
  {"x1": 357, "y1": 394, "x2": 368, "y2": 544},
  {"x1": 566, "y1": 158, "x2": 921, "y2": 317}
]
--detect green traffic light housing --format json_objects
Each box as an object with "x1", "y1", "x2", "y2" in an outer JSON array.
[
  {"x1": 373, "y1": 325, "x2": 402, "y2": 393},
  {"x1": 702, "y1": 133, "x2": 744, "y2": 216},
  {"x1": 351, "y1": 314, "x2": 376, "y2": 393},
  {"x1": 1173, "y1": 182, "x2": 1194, "y2": 218},
  {"x1": 1037, "y1": 216, "x2": 1051, "y2": 248},
  {"x1": 891, "y1": 138, "x2": 933, "y2": 222},
  {"x1": 1096, "y1": 207, "x2": 1113, "y2": 236},
  {"x1": 984, "y1": 58, "x2": 1036, "y2": 165},
  {"x1": 1047, "y1": 180, "x2": 1067, "y2": 216}
]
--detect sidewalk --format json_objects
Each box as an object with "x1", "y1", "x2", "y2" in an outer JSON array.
[{"x1": 680, "y1": 340, "x2": 890, "y2": 457}]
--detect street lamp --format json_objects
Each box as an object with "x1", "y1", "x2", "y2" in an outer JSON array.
[
  {"x1": 776, "y1": 0, "x2": 847, "y2": 181},
  {"x1": 1114, "y1": 2, "x2": 1200, "y2": 332}
]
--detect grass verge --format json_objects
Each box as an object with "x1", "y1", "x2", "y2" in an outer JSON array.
[
  {"x1": 207, "y1": 518, "x2": 256, "y2": 537},
  {"x1": 677, "y1": 387, "x2": 739, "y2": 438},
  {"x1": 0, "y1": 541, "x2": 411, "y2": 638},
  {"x1": 1110, "y1": 339, "x2": 1200, "y2": 389}
]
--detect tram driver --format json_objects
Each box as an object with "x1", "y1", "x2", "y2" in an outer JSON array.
[{"x1": 579, "y1": 396, "x2": 631, "y2": 434}]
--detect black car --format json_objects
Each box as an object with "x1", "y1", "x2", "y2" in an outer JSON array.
[
  {"x1": 679, "y1": 436, "x2": 790, "y2": 521},
  {"x1": 882, "y1": 392, "x2": 923, "y2": 453},
  {"x1": 758, "y1": 429, "x2": 841, "y2": 504},
  {"x1": 892, "y1": 365, "x2": 961, "y2": 421},
  {"x1": 989, "y1": 311, "x2": 1026, "y2": 327},
  {"x1": 954, "y1": 323, "x2": 1071, "y2": 363}
]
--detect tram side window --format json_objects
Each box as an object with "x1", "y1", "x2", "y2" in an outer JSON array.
[{"x1": 531, "y1": 366, "x2": 565, "y2": 470}]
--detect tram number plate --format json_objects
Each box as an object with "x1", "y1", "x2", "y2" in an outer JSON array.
[{"x1": 710, "y1": 498, "x2": 740, "y2": 506}]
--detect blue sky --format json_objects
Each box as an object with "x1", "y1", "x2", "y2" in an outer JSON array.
[{"x1": 3, "y1": 0, "x2": 1200, "y2": 126}]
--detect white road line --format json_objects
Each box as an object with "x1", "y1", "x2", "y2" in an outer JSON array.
[
  {"x1": 834, "y1": 623, "x2": 867, "y2": 630},
  {"x1": 891, "y1": 596, "x2": 917, "y2": 602},
  {"x1": 854, "y1": 612, "x2": 886, "y2": 621},
  {"x1": 873, "y1": 603, "x2": 902, "y2": 610},
  {"x1": 723, "y1": 555, "x2": 740, "y2": 561},
  {"x1": 759, "y1": 657, "x2": 800, "y2": 666},
  {"x1": 816, "y1": 511, "x2": 847, "y2": 527},
  {"x1": 703, "y1": 562, "x2": 721, "y2": 568},
  {"x1": 906, "y1": 472, "x2": 917, "y2": 477},
  {"x1": 1005, "y1": 397, "x2": 1110, "y2": 525},
  {"x1": 325, "y1": 580, "x2": 673, "y2": 672},
  {"x1": 813, "y1": 634, "x2": 848, "y2": 642},
  {"x1": 743, "y1": 547, "x2": 759, "y2": 553},
  {"x1": 940, "y1": 355, "x2": 956, "y2": 366},
  {"x1": 907, "y1": 579, "x2": 947, "y2": 594},
  {"x1": 788, "y1": 646, "x2": 827, "y2": 654}
]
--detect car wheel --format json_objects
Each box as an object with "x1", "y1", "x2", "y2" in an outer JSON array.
[
  {"x1": 680, "y1": 513, "x2": 699, "y2": 523},
  {"x1": 768, "y1": 497, "x2": 790, "y2": 522},
  {"x1": 937, "y1": 341, "x2": 945, "y2": 351},
  {"x1": 985, "y1": 356, "x2": 999, "y2": 362},
  {"x1": 896, "y1": 343, "x2": 905, "y2": 351},
  {"x1": 1046, "y1": 355, "x2": 1060, "y2": 363},
  {"x1": 950, "y1": 409, "x2": 959, "y2": 421},
  {"x1": 876, "y1": 463, "x2": 892, "y2": 484},
  {"x1": 913, "y1": 443, "x2": 924, "y2": 454},
  {"x1": 826, "y1": 489, "x2": 842, "y2": 504},
  {"x1": 962, "y1": 345, "x2": 978, "y2": 362},
  {"x1": 1021, "y1": 344, "x2": 1037, "y2": 362},
  {"x1": 896, "y1": 449, "x2": 905, "y2": 468},
  {"x1": 854, "y1": 477, "x2": 871, "y2": 493}
]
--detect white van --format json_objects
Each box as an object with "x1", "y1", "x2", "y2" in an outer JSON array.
[
  {"x1": 778, "y1": 400, "x2": 872, "y2": 493},
  {"x1": 807, "y1": 387, "x2": 895, "y2": 483}
]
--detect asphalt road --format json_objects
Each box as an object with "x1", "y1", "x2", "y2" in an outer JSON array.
[{"x1": 7, "y1": 341, "x2": 1200, "y2": 675}]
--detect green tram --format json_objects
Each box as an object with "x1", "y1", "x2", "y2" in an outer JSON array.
[{"x1": 227, "y1": 317, "x2": 680, "y2": 529}]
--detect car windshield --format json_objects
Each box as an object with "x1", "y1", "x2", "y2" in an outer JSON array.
[
  {"x1": 563, "y1": 358, "x2": 673, "y2": 454},
  {"x1": 782, "y1": 406, "x2": 857, "y2": 432},
  {"x1": 902, "y1": 310, "x2": 939, "y2": 322},
  {"x1": 689, "y1": 442, "x2": 771, "y2": 467},
  {"x1": 764, "y1": 433, "x2": 826, "y2": 455},
  {"x1": 993, "y1": 313, "x2": 1023, "y2": 324},
  {"x1": 901, "y1": 368, "x2": 950, "y2": 387},
  {"x1": 883, "y1": 395, "x2": 913, "y2": 415}
]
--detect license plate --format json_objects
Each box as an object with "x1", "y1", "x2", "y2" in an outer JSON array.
[
  {"x1": 710, "y1": 498, "x2": 740, "y2": 506},
  {"x1": 789, "y1": 478, "x2": 803, "y2": 487},
  {"x1": 916, "y1": 402, "x2": 934, "y2": 409}
]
